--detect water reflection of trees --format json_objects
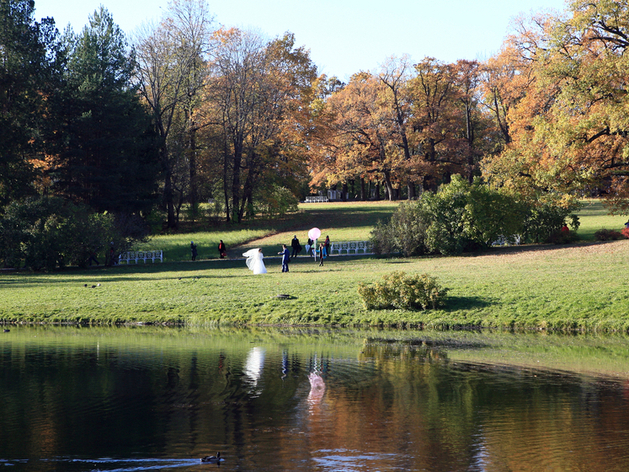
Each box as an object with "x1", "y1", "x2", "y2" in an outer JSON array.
[
  {"x1": 358, "y1": 340, "x2": 448, "y2": 363},
  {"x1": 3, "y1": 331, "x2": 629, "y2": 470}
]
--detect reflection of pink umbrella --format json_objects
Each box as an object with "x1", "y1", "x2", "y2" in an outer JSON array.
[
  {"x1": 308, "y1": 372, "x2": 326, "y2": 406},
  {"x1": 308, "y1": 227, "x2": 321, "y2": 241}
]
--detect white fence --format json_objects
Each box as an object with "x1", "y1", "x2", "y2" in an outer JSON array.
[
  {"x1": 118, "y1": 250, "x2": 163, "y2": 264},
  {"x1": 329, "y1": 241, "x2": 373, "y2": 255},
  {"x1": 304, "y1": 196, "x2": 329, "y2": 203}
]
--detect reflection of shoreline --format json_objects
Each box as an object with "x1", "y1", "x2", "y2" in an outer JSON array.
[{"x1": 308, "y1": 372, "x2": 326, "y2": 407}]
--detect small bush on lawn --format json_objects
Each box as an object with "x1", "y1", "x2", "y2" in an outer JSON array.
[
  {"x1": 358, "y1": 271, "x2": 449, "y2": 310},
  {"x1": 547, "y1": 229, "x2": 579, "y2": 244},
  {"x1": 595, "y1": 229, "x2": 626, "y2": 241}
]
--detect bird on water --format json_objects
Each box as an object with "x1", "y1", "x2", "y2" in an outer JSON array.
[{"x1": 200, "y1": 452, "x2": 221, "y2": 463}]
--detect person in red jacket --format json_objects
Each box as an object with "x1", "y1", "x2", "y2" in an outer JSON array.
[{"x1": 218, "y1": 240, "x2": 227, "y2": 258}]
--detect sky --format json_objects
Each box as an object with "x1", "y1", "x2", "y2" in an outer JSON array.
[{"x1": 33, "y1": 0, "x2": 568, "y2": 81}]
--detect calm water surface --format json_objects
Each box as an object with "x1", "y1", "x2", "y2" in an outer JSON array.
[{"x1": 2, "y1": 327, "x2": 629, "y2": 471}]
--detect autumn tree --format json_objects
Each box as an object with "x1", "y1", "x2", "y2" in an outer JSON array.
[
  {"x1": 454, "y1": 59, "x2": 485, "y2": 183},
  {"x1": 480, "y1": 49, "x2": 524, "y2": 147},
  {"x1": 134, "y1": 0, "x2": 215, "y2": 228},
  {"x1": 246, "y1": 32, "x2": 317, "y2": 210},
  {"x1": 311, "y1": 71, "x2": 407, "y2": 201},
  {"x1": 308, "y1": 57, "x2": 497, "y2": 200},
  {"x1": 408, "y1": 58, "x2": 491, "y2": 189},
  {"x1": 203, "y1": 28, "x2": 317, "y2": 222},
  {"x1": 378, "y1": 55, "x2": 416, "y2": 198},
  {"x1": 480, "y1": 5, "x2": 629, "y2": 208}
]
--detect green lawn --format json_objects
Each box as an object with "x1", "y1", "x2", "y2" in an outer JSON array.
[
  {"x1": 2, "y1": 199, "x2": 629, "y2": 332},
  {"x1": 576, "y1": 199, "x2": 627, "y2": 239},
  {"x1": 134, "y1": 201, "x2": 399, "y2": 261}
]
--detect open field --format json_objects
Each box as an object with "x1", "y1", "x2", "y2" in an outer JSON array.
[{"x1": 2, "y1": 199, "x2": 629, "y2": 331}]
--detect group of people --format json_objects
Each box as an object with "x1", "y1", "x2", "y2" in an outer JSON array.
[
  {"x1": 293, "y1": 235, "x2": 330, "y2": 260},
  {"x1": 186, "y1": 234, "x2": 331, "y2": 274},
  {"x1": 243, "y1": 234, "x2": 331, "y2": 274}
]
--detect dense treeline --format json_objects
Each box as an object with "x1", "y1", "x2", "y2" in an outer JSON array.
[
  {"x1": 0, "y1": 0, "x2": 160, "y2": 268},
  {"x1": 1, "y1": 0, "x2": 628, "y2": 268}
]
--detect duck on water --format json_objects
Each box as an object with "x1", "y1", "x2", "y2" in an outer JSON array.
[{"x1": 200, "y1": 452, "x2": 221, "y2": 463}]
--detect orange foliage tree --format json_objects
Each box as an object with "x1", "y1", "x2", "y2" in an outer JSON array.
[
  {"x1": 482, "y1": 2, "x2": 629, "y2": 211},
  {"x1": 200, "y1": 28, "x2": 317, "y2": 222},
  {"x1": 307, "y1": 71, "x2": 407, "y2": 201}
]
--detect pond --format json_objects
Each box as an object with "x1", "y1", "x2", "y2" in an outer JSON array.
[{"x1": 2, "y1": 326, "x2": 629, "y2": 471}]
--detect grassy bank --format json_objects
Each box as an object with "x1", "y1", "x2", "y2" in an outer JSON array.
[{"x1": 2, "y1": 199, "x2": 629, "y2": 331}]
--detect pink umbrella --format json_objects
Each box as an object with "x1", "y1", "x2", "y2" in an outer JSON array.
[{"x1": 308, "y1": 227, "x2": 321, "y2": 241}]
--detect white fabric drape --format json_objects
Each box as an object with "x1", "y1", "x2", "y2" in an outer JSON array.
[{"x1": 243, "y1": 248, "x2": 267, "y2": 274}]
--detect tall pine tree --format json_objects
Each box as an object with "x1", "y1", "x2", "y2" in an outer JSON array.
[
  {"x1": 0, "y1": 0, "x2": 61, "y2": 207},
  {"x1": 49, "y1": 7, "x2": 160, "y2": 215}
]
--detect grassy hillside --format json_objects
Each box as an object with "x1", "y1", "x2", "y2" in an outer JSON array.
[
  {"x1": 138, "y1": 198, "x2": 627, "y2": 262},
  {"x1": 2, "y1": 199, "x2": 629, "y2": 332},
  {"x1": 134, "y1": 201, "x2": 399, "y2": 261}
]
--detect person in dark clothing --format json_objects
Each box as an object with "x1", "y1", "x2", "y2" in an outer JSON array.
[
  {"x1": 291, "y1": 235, "x2": 301, "y2": 258},
  {"x1": 107, "y1": 242, "x2": 118, "y2": 266},
  {"x1": 88, "y1": 251, "x2": 99, "y2": 266},
  {"x1": 278, "y1": 244, "x2": 290, "y2": 272},
  {"x1": 191, "y1": 241, "x2": 198, "y2": 261}
]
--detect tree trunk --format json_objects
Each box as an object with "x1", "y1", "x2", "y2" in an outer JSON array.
[
  {"x1": 222, "y1": 137, "x2": 230, "y2": 223},
  {"x1": 188, "y1": 113, "x2": 198, "y2": 215},
  {"x1": 407, "y1": 181, "x2": 416, "y2": 199},
  {"x1": 231, "y1": 137, "x2": 243, "y2": 223},
  {"x1": 465, "y1": 102, "x2": 475, "y2": 184},
  {"x1": 383, "y1": 171, "x2": 394, "y2": 201},
  {"x1": 161, "y1": 144, "x2": 177, "y2": 229}
]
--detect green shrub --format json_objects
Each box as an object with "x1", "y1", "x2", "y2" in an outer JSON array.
[
  {"x1": 371, "y1": 176, "x2": 583, "y2": 256},
  {"x1": 465, "y1": 181, "x2": 528, "y2": 247},
  {"x1": 421, "y1": 183, "x2": 471, "y2": 255},
  {"x1": 255, "y1": 185, "x2": 299, "y2": 218},
  {"x1": 546, "y1": 228, "x2": 580, "y2": 244},
  {"x1": 371, "y1": 175, "x2": 527, "y2": 256},
  {"x1": 358, "y1": 271, "x2": 449, "y2": 310},
  {"x1": 521, "y1": 199, "x2": 581, "y2": 243},
  {"x1": 370, "y1": 220, "x2": 397, "y2": 255},
  {"x1": 371, "y1": 202, "x2": 428, "y2": 256},
  {"x1": 0, "y1": 197, "x2": 144, "y2": 270}
]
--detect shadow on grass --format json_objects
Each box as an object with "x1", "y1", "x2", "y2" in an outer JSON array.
[
  {"x1": 472, "y1": 239, "x2": 613, "y2": 257},
  {"x1": 0, "y1": 260, "x2": 250, "y2": 286},
  {"x1": 443, "y1": 296, "x2": 493, "y2": 312}
]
